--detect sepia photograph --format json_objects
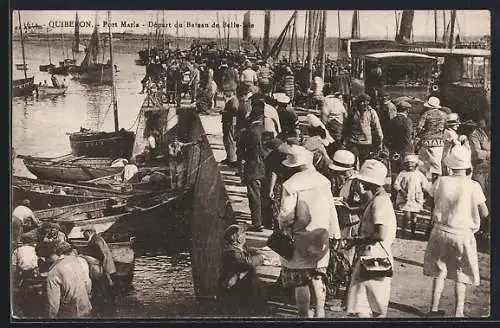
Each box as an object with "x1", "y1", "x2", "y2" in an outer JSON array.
[{"x1": 11, "y1": 9, "x2": 491, "y2": 319}]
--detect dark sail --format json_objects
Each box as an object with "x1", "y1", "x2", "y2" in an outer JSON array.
[{"x1": 263, "y1": 11, "x2": 271, "y2": 57}]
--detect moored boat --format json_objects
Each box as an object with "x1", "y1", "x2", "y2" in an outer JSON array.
[
  {"x1": 15, "y1": 63, "x2": 29, "y2": 71},
  {"x1": 39, "y1": 63, "x2": 56, "y2": 72},
  {"x1": 20, "y1": 155, "x2": 122, "y2": 183},
  {"x1": 68, "y1": 129, "x2": 136, "y2": 158},
  {"x1": 13, "y1": 77, "x2": 35, "y2": 98},
  {"x1": 37, "y1": 85, "x2": 68, "y2": 96}
]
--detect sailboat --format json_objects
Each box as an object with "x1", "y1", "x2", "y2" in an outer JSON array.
[
  {"x1": 13, "y1": 11, "x2": 35, "y2": 98},
  {"x1": 68, "y1": 11, "x2": 135, "y2": 158},
  {"x1": 71, "y1": 17, "x2": 114, "y2": 85},
  {"x1": 39, "y1": 27, "x2": 56, "y2": 72},
  {"x1": 72, "y1": 12, "x2": 86, "y2": 53}
]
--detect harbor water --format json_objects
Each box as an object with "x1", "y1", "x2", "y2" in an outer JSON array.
[{"x1": 11, "y1": 40, "x2": 204, "y2": 317}]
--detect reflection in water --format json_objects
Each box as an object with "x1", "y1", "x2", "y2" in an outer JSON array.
[{"x1": 12, "y1": 40, "x2": 196, "y2": 317}]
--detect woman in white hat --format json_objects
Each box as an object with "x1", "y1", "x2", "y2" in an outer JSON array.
[
  {"x1": 393, "y1": 154, "x2": 430, "y2": 236},
  {"x1": 278, "y1": 145, "x2": 341, "y2": 318},
  {"x1": 423, "y1": 145, "x2": 488, "y2": 317},
  {"x1": 416, "y1": 96, "x2": 447, "y2": 182},
  {"x1": 345, "y1": 159, "x2": 397, "y2": 318}
]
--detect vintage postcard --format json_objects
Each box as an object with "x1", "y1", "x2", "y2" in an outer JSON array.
[{"x1": 11, "y1": 10, "x2": 491, "y2": 319}]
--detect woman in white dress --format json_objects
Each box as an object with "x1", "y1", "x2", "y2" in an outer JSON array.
[{"x1": 345, "y1": 159, "x2": 397, "y2": 318}]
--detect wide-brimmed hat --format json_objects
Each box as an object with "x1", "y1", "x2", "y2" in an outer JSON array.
[
  {"x1": 424, "y1": 96, "x2": 441, "y2": 109},
  {"x1": 396, "y1": 101, "x2": 412, "y2": 112},
  {"x1": 329, "y1": 150, "x2": 356, "y2": 171},
  {"x1": 446, "y1": 113, "x2": 460, "y2": 125},
  {"x1": 294, "y1": 228, "x2": 330, "y2": 262},
  {"x1": 282, "y1": 145, "x2": 313, "y2": 167},
  {"x1": 356, "y1": 159, "x2": 387, "y2": 186},
  {"x1": 444, "y1": 145, "x2": 471, "y2": 170},
  {"x1": 273, "y1": 93, "x2": 290, "y2": 104}
]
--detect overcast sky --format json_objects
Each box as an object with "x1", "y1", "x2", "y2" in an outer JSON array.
[{"x1": 14, "y1": 10, "x2": 490, "y2": 39}]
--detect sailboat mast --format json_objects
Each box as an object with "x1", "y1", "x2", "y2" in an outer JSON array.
[
  {"x1": 319, "y1": 10, "x2": 327, "y2": 80},
  {"x1": 302, "y1": 11, "x2": 308, "y2": 64},
  {"x1": 337, "y1": 10, "x2": 341, "y2": 57},
  {"x1": 434, "y1": 10, "x2": 438, "y2": 43},
  {"x1": 307, "y1": 10, "x2": 314, "y2": 82},
  {"x1": 47, "y1": 27, "x2": 52, "y2": 64},
  {"x1": 442, "y1": 10, "x2": 447, "y2": 43},
  {"x1": 162, "y1": 11, "x2": 166, "y2": 50},
  {"x1": 17, "y1": 11, "x2": 27, "y2": 79},
  {"x1": 448, "y1": 10, "x2": 456, "y2": 48},
  {"x1": 216, "y1": 12, "x2": 222, "y2": 48},
  {"x1": 107, "y1": 11, "x2": 119, "y2": 132},
  {"x1": 263, "y1": 10, "x2": 271, "y2": 58}
]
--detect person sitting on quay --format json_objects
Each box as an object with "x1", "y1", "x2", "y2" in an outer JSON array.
[{"x1": 218, "y1": 224, "x2": 269, "y2": 316}]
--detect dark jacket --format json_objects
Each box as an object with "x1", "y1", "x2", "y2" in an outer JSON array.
[
  {"x1": 386, "y1": 113, "x2": 414, "y2": 154},
  {"x1": 237, "y1": 121, "x2": 266, "y2": 180}
]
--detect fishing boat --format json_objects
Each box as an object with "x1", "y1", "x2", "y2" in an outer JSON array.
[
  {"x1": 37, "y1": 85, "x2": 68, "y2": 97},
  {"x1": 49, "y1": 58, "x2": 78, "y2": 76},
  {"x1": 13, "y1": 11, "x2": 36, "y2": 98},
  {"x1": 12, "y1": 175, "x2": 148, "y2": 210},
  {"x1": 15, "y1": 63, "x2": 29, "y2": 71},
  {"x1": 68, "y1": 12, "x2": 135, "y2": 159},
  {"x1": 71, "y1": 17, "x2": 114, "y2": 84},
  {"x1": 39, "y1": 27, "x2": 56, "y2": 72},
  {"x1": 19, "y1": 154, "x2": 122, "y2": 182},
  {"x1": 72, "y1": 12, "x2": 86, "y2": 53}
]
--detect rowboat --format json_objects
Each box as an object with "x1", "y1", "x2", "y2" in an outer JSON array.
[
  {"x1": 37, "y1": 85, "x2": 67, "y2": 97},
  {"x1": 12, "y1": 176, "x2": 149, "y2": 211},
  {"x1": 68, "y1": 129, "x2": 136, "y2": 158},
  {"x1": 15, "y1": 63, "x2": 29, "y2": 71},
  {"x1": 39, "y1": 63, "x2": 55, "y2": 72},
  {"x1": 19, "y1": 154, "x2": 122, "y2": 183},
  {"x1": 13, "y1": 77, "x2": 35, "y2": 98}
]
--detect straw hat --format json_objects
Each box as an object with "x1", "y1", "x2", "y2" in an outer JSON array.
[
  {"x1": 424, "y1": 96, "x2": 441, "y2": 109},
  {"x1": 444, "y1": 145, "x2": 471, "y2": 170},
  {"x1": 356, "y1": 159, "x2": 387, "y2": 186},
  {"x1": 273, "y1": 93, "x2": 290, "y2": 105},
  {"x1": 329, "y1": 150, "x2": 356, "y2": 171},
  {"x1": 282, "y1": 145, "x2": 313, "y2": 167},
  {"x1": 446, "y1": 113, "x2": 460, "y2": 125},
  {"x1": 294, "y1": 228, "x2": 330, "y2": 262}
]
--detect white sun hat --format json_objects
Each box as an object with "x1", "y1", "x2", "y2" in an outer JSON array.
[
  {"x1": 273, "y1": 93, "x2": 291, "y2": 104},
  {"x1": 444, "y1": 145, "x2": 471, "y2": 170},
  {"x1": 282, "y1": 145, "x2": 314, "y2": 167},
  {"x1": 329, "y1": 150, "x2": 356, "y2": 171},
  {"x1": 424, "y1": 96, "x2": 442, "y2": 109},
  {"x1": 356, "y1": 159, "x2": 388, "y2": 186},
  {"x1": 306, "y1": 114, "x2": 334, "y2": 145}
]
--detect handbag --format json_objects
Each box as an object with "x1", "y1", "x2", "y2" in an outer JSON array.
[
  {"x1": 266, "y1": 193, "x2": 298, "y2": 260},
  {"x1": 358, "y1": 241, "x2": 393, "y2": 281},
  {"x1": 335, "y1": 200, "x2": 361, "y2": 228}
]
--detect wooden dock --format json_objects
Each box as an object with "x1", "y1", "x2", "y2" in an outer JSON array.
[{"x1": 197, "y1": 108, "x2": 491, "y2": 318}]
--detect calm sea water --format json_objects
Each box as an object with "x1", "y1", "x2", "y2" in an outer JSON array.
[{"x1": 11, "y1": 40, "x2": 202, "y2": 317}]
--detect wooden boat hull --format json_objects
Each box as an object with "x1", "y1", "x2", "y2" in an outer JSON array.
[
  {"x1": 12, "y1": 176, "x2": 141, "y2": 210},
  {"x1": 69, "y1": 130, "x2": 135, "y2": 158},
  {"x1": 37, "y1": 86, "x2": 67, "y2": 96},
  {"x1": 72, "y1": 64, "x2": 114, "y2": 84},
  {"x1": 13, "y1": 77, "x2": 35, "y2": 97},
  {"x1": 16, "y1": 63, "x2": 29, "y2": 71},
  {"x1": 49, "y1": 65, "x2": 70, "y2": 76},
  {"x1": 39, "y1": 64, "x2": 56, "y2": 72},
  {"x1": 22, "y1": 156, "x2": 121, "y2": 182}
]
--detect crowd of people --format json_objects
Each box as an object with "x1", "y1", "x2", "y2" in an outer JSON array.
[
  {"x1": 11, "y1": 200, "x2": 118, "y2": 318},
  {"x1": 214, "y1": 60, "x2": 490, "y2": 318}
]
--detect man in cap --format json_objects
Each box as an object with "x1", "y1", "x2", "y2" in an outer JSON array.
[
  {"x1": 385, "y1": 101, "x2": 414, "y2": 180},
  {"x1": 342, "y1": 93, "x2": 384, "y2": 168},
  {"x1": 274, "y1": 93, "x2": 299, "y2": 139},
  {"x1": 81, "y1": 226, "x2": 116, "y2": 315},
  {"x1": 45, "y1": 241, "x2": 92, "y2": 317},
  {"x1": 416, "y1": 96, "x2": 447, "y2": 181},
  {"x1": 423, "y1": 145, "x2": 488, "y2": 317},
  {"x1": 237, "y1": 99, "x2": 267, "y2": 232},
  {"x1": 221, "y1": 90, "x2": 239, "y2": 167},
  {"x1": 278, "y1": 145, "x2": 341, "y2": 318}
]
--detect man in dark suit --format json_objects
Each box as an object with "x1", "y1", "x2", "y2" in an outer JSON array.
[
  {"x1": 237, "y1": 99, "x2": 266, "y2": 232},
  {"x1": 385, "y1": 101, "x2": 414, "y2": 181}
]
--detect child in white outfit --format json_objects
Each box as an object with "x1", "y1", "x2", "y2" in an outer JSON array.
[{"x1": 393, "y1": 154, "x2": 430, "y2": 236}]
